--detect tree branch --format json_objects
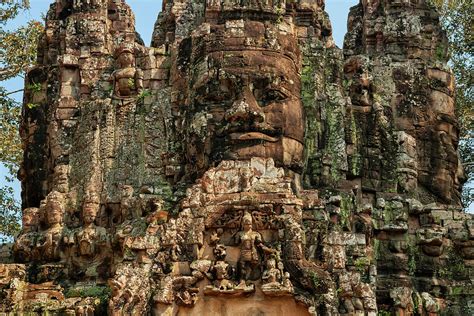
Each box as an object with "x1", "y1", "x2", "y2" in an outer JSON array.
[{"x1": 0, "y1": 88, "x2": 23, "y2": 96}]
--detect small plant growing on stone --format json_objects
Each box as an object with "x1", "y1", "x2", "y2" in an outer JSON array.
[
  {"x1": 407, "y1": 243, "x2": 418, "y2": 276},
  {"x1": 26, "y1": 82, "x2": 42, "y2": 93},
  {"x1": 26, "y1": 103, "x2": 39, "y2": 109},
  {"x1": 275, "y1": 6, "x2": 285, "y2": 24},
  {"x1": 310, "y1": 271, "x2": 321, "y2": 289},
  {"x1": 354, "y1": 257, "x2": 370, "y2": 274},
  {"x1": 137, "y1": 89, "x2": 152, "y2": 102},
  {"x1": 128, "y1": 78, "x2": 135, "y2": 89},
  {"x1": 25, "y1": 82, "x2": 42, "y2": 109}
]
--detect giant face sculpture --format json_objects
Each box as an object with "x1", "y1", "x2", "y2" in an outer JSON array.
[{"x1": 184, "y1": 24, "x2": 304, "y2": 176}]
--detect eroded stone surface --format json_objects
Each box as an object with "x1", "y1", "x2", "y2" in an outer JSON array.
[{"x1": 1, "y1": 0, "x2": 472, "y2": 315}]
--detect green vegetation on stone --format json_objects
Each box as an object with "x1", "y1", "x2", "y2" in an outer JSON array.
[{"x1": 65, "y1": 284, "x2": 111, "y2": 312}]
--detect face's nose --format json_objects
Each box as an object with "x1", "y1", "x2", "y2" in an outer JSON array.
[{"x1": 224, "y1": 85, "x2": 265, "y2": 124}]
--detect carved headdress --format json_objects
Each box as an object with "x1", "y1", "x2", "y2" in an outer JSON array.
[
  {"x1": 113, "y1": 42, "x2": 136, "y2": 58},
  {"x1": 43, "y1": 190, "x2": 65, "y2": 213},
  {"x1": 242, "y1": 212, "x2": 253, "y2": 226}
]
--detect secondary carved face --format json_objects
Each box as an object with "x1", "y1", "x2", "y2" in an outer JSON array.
[
  {"x1": 242, "y1": 212, "x2": 253, "y2": 232},
  {"x1": 116, "y1": 51, "x2": 134, "y2": 69},
  {"x1": 22, "y1": 208, "x2": 39, "y2": 232},
  {"x1": 45, "y1": 200, "x2": 63, "y2": 226},
  {"x1": 83, "y1": 201, "x2": 99, "y2": 225},
  {"x1": 53, "y1": 165, "x2": 69, "y2": 193},
  {"x1": 186, "y1": 50, "x2": 304, "y2": 172}
]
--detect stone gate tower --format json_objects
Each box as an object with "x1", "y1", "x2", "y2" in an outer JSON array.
[{"x1": 0, "y1": 0, "x2": 472, "y2": 315}]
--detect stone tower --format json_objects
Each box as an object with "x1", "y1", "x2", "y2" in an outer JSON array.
[{"x1": 0, "y1": 0, "x2": 472, "y2": 315}]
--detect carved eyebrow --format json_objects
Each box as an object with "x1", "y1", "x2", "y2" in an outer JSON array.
[
  {"x1": 265, "y1": 84, "x2": 292, "y2": 95},
  {"x1": 256, "y1": 73, "x2": 292, "y2": 84},
  {"x1": 194, "y1": 76, "x2": 233, "y2": 90}
]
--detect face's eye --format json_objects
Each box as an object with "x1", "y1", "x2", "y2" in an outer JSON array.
[
  {"x1": 254, "y1": 87, "x2": 289, "y2": 106},
  {"x1": 264, "y1": 89, "x2": 288, "y2": 102},
  {"x1": 194, "y1": 80, "x2": 234, "y2": 107}
]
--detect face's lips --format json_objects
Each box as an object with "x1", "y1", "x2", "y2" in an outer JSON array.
[
  {"x1": 218, "y1": 122, "x2": 281, "y2": 140},
  {"x1": 229, "y1": 132, "x2": 278, "y2": 143}
]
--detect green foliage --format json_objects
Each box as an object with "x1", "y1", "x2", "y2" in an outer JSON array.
[
  {"x1": 354, "y1": 257, "x2": 370, "y2": 273},
  {"x1": 0, "y1": 86, "x2": 22, "y2": 242},
  {"x1": 26, "y1": 82, "x2": 41, "y2": 93},
  {"x1": 0, "y1": 185, "x2": 21, "y2": 243},
  {"x1": 65, "y1": 285, "x2": 111, "y2": 301},
  {"x1": 437, "y1": 247, "x2": 468, "y2": 280},
  {"x1": 0, "y1": 87, "x2": 22, "y2": 174},
  {"x1": 0, "y1": 20, "x2": 43, "y2": 81},
  {"x1": 25, "y1": 102, "x2": 38, "y2": 109},
  {"x1": 435, "y1": 43, "x2": 447, "y2": 61},
  {"x1": 127, "y1": 78, "x2": 135, "y2": 89},
  {"x1": 412, "y1": 292, "x2": 422, "y2": 316},
  {"x1": 65, "y1": 285, "x2": 111, "y2": 312},
  {"x1": 0, "y1": 1, "x2": 30, "y2": 24},
  {"x1": 137, "y1": 88, "x2": 152, "y2": 102},
  {"x1": 310, "y1": 271, "x2": 321, "y2": 289},
  {"x1": 407, "y1": 242, "x2": 418, "y2": 276},
  {"x1": 0, "y1": 1, "x2": 43, "y2": 241},
  {"x1": 275, "y1": 6, "x2": 285, "y2": 24}
]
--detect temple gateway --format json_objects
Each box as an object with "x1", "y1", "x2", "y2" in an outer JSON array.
[{"x1": 1, "y1": 0, "x2": 472, "y2": 315}]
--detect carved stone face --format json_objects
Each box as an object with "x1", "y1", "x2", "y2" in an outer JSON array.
[
  {"x1": 83, "y1": 201, "x2": 99, "y2": 225},
  {"x1": 53, "y1": 165, "x2": 69, "y2": 193},
  {"x1": 45, "y1": 200, "x2": 63, "y2": 227},
  {"x1": 266, "y1": 258, "x2": 276, "y2": 269},
  {"x1": 241, "y1": 213, "x2": 253, "y2": 232},
  {"x1": 363, "y1": 0, "x2": 381, "y2": 14},
  {"x1": 430, "y1": 128, "x2": 461, "y2": 202},
  {"x1": 186, "y1": 50, "x2": 303, "y2": 173},
  {"x1": 121, "y1": 185, "x2": 134, "y2": 199},
  {"x1": 22, "y1": 208, "x2": 39, "y2": 232},
  {"x1": 117, "y1": 51, "x2": 134, "y2": 68},
  {"x1": 421, "y1": 67, "x2": 463, "y2": 203}
]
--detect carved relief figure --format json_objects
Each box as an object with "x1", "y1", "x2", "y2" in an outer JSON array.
[
  {"x1": 71, "y1": 193, "x2": 110, "y2": 279},
  {"x1": 209, "y1": 244, "x2": 234, "y2": 291},
  {"x1": 36, "y1": 191, "x2": 65, "y2": 262},
  {"x1": 262, "y1": 257, "x2": 281, "y2": 286},
  {"x1": 233, "y1": 212, "x2": 275, "y2": 286},
  {"x1": 110, "y1": 43, "x2": 143, "y2": 99},
  {"x1": 13, "y1": 207, "x2": 40, "y2": 262},
  {"x1": 261, "y1": 255, "x2": 294, "y2": 295},
  {"x1": 108, "y1": 264, "x2": 151, "y2": 316},
  {"x1": 120, "y1": 185, "x2": 138, "y2": 221},
  {"x1": 234, "y1": 212, "x2": 262, "y2": 285}
]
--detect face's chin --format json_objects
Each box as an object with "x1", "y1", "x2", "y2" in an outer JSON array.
[
  {"x1": 48, "y1": 215, "x2": 61, "y2": 226},
  {"x1": 84, "y1": 217, "x2": 95, "y2": 225}
]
